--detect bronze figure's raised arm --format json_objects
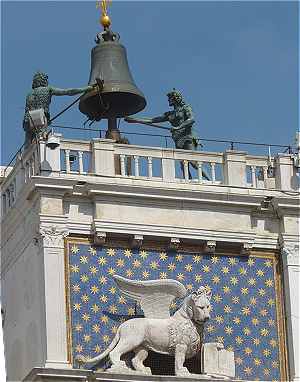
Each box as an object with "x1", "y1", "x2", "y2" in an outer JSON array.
[
  {"x1": 125, "y1": 89, "x2": 209, "y2": 179},
  {"x1": 23, "y1": 71, "x2": 95, "y2": 146}
]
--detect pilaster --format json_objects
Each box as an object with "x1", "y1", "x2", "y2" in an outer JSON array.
[
  {"x1": 39, "y1": 224, "x2": 71, "y2": 369},
  {"x1": 280, "y1": 235, "x2": 300, "y2": 381}
]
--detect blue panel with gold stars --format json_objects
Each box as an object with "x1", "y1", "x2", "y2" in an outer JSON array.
[{"x1": 67, "y1": 242, "x2": 283, "y2": 381}]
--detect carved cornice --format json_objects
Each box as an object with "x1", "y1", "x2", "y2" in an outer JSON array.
[
  {"x1": 25, "y1": 175, "x2": 299, "y2": 211},
  {"x1": 93, "y1": 219, "x2": 270, "y2": 247},
  {"x1": 40, "y1": 225, "x2": 69, "y2": 248}
]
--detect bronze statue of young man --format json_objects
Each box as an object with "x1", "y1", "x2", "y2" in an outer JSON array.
[
  {"x1": 125, "y1": 89, "x2": 208, "y2": 179},
  {"x1": 125, "y1": 89, "x2": 198, "y2": 150},
  {"x1": 23, "y1": 71, "x2": 95, "y2": 146}
]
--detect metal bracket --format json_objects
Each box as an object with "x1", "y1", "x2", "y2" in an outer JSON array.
[
  {"x1": 204, "y1": 240, "x2": 217, "y2": 254},
  {"x1": 93, "y1": 231, "x2": 106, "y2": 246},
  {"x1": 169, "y1": 237, "x2": 180, "y2": 251},
  {"x1": 241, "y1": 242, "x2": 253, "y2": 256},
  {"x1": 131, "y1": 235, "x2": 144, "y2": 249}
]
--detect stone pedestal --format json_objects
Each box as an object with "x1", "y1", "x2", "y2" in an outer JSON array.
[
  {"x1": 223, "y1": 151, "x2": 247, "y2": 187},
  {"x1": 39, "y1": 135, "x2": 62, "y2": 175},
  {"x1": 275, "y1": 154, "x2": 298, "y2": 191},
  {"x1": 92, "y1": 139, "x2": 115, "y2": 176},
  {"x1": 24, "y1": 368, "x2": 240, "y2": 382}
]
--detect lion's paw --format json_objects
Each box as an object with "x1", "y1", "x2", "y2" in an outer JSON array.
[
  {"x1": 142, "y1": 367, "x2": 152, "y2": 375},
  {"x1": 106, "y1": 361, "x2": 132, "y2": 374},
  {"x1": 176, "y1": 367, "x2": 191, "y2": 376}
]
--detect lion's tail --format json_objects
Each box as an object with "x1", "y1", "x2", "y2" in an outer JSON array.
[{"x1": 76, "y1": 328, "x2": 120, "y2": 367}]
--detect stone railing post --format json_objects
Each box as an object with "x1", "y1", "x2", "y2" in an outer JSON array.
[
  {"x1": 91, "y1": 139, "x2": 115, "y2": 176},
  {"x1": 275, "y1": 154, "x2": 297, "y2": 191},
  {"x1": 39, "y1": 134, "x2": 62, "y2": 175},
  {"x1": 162, "y1": 150, "x2": 175, "y2": 181},
  {"x1": 39, "y1": 224, "x2": 70, "y2": 369},
  {"x1": 223, "y1": 150, "x2": 247, "y2": 187},
  {"x1": 280, "y1": 237, "x2": 300, "y2": 381}
]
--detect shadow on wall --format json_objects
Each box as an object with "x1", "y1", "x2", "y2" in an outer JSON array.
[{"x1": 144, "y1": 351, "x2": 201, "y2": 375}]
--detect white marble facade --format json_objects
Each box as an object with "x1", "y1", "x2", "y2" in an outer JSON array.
[{"x1": 0, "y1": 138, "x2": 299, "y2": 381}]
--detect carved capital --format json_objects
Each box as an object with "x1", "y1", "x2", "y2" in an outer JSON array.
[
  {"x1": 281, "y1": 242, "x2": 300, "y2": 266},
  {"x1": 40, "y1": 225, "x2": 69, "y2": 248}
]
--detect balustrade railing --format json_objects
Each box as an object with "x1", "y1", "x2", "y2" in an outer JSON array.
[
  {"x1": 245, "y1": 155, "x2": 275, "y2": 189},
  {"x1": 114, "y1": 144, "x2": 225, "y2": 184},
  {"x1": 60, "y1": 141, "x2": 92, "y2": 174},
  {"x1": 1, "y1": 143, "x2": 39, "y2": 216},
  {"x1": 1, "y1": 136, "x2": 297, "y2": 217}
]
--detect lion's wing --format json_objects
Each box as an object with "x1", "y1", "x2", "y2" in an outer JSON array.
[{"x1": 113, "y1": 275, "x2": 187, "y2": 319}]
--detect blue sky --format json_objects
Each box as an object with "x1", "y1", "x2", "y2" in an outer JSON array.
[{"x1": 1, "y1": 1, "x2": 299, "y2": 164}]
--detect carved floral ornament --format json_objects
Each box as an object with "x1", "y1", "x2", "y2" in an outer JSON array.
[{"x1": 39, "y1": 225, "x2": 69, "y2": 247}]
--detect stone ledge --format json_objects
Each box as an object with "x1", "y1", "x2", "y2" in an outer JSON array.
[{"x1": 23, "y1": 368, "x2": 240, "y2": 382}]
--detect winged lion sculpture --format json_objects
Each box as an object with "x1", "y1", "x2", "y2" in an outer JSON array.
[{"x1": 76, "y1": 274, "x2": 213, "y2": 377}]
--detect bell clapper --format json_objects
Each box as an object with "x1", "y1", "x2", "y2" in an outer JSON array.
[
  {"x1": 95, "y1": 77, "x2": 110, "y2": 112},
  {"x1": 95, "y1": 77, "x2": 104, "y2": 92}
]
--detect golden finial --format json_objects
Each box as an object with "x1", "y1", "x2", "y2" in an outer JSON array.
[{"x1": 96, "y1": 0, "x2": 111, "y2": 29}]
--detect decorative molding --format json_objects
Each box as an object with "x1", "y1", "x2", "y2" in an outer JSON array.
[
  {"x1": 40, "y1": 225, "x2": 69, "y2": 248},
  {"x1": 39, "y1": 215, "x2": 282, "y2": 251},
  {"x1": 25, "y1": 174, "x2": 300, "y2": 213},
  {"x1": 93, "y1": 219, "x2": 263, "y2": 245}
]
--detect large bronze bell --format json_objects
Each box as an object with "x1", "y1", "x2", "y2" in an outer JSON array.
[{"x1": 79, "y1": 30, "x2": 146, "y2": 121}]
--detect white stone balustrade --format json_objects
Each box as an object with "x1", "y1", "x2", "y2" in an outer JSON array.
[
  {"x1": 59, "y1": 138, "x2": 91, "y2": 175},
  {"x1": 1, "y1": 136, "x2": 299, "y2": 217},
  {"x1": 245, "y1": 154, "x2": 277, "y2": 189},
  {"x1": 1, "y1": 143, "x2": 39, "y2": 216},
  {"x1": 113, "y1": 144, "x2": 224, "y2": 183}
]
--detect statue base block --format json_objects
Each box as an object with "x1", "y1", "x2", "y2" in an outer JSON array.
[{"x1": 24, "y1": 368, "x2": 242, "y2": 382}]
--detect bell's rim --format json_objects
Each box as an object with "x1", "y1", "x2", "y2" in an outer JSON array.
[{"x1": 79, "y1": 90, "x2": 146, "y2": 119}]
